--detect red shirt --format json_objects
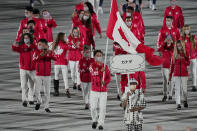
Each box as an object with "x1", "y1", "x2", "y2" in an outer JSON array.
[
  {"x1": 44, "y1": 18, "x2": 57, "y2": 42},
  {"x1": 16, "y1": 18, "x2": 42, "y2": 42},
  {"x1": 182, "y1": 35, "x2": 197, "y2": 60},
  {"x1": 79, "y1": 57, "x2": 95, "y2": 82},
  {"x1": 12, "y1": 43, "x2": 36, "y2": 71},
  {"x1": 67, "y1": 35, "x2": 84, "y2": 61},
  {"x1": 89, "y1": 61, "x2": 111, "y2": 92},
  {"x1": 169, "y1": 52, "x2": 190, "y2": 78},
  {"x1": 33, "y1": 49, "x2": 56, "y2": 76},
  {"x1": 157, "y1": 25, "x2": 180, "y2": 52},
  {"x1": 54, "y1": 41, "x2": 68, "y2": 65},
  {"x1": 163, "y1": 5, "x2": 184, "y2": 29}
]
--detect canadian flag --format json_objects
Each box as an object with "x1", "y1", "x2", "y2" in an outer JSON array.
[
  {"x1": 106, "y1": 0, "x2": 140, "y2": 54},
  {"x1": 106, "y1": 0, "x2": 163, "y2": 66}
]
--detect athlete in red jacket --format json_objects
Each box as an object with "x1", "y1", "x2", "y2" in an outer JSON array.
[
  {"x1": 163, "y1": 0, "x2": 184, "y2": 29},
  {"x1": 68, "y1": 27, "x2": 84, "y2": 90},
  {"x1": 79, "y1": 45, "x2": 95, "y2": 109},
  {"x1": 169, "y1": 40, "x2": 190, "y2": 110},
  {"x1": 52, "y1": 32, "x2": 70, "y2": 98},
  {"x1": 181, "y1": 25, "x2": 197, "y2": 91},
  {"x1": 42, "y1": 10, "x2": 57, "y2": 42},
  {"x1": 122, "y1": 6, "x2": 145, "y2": 37},
  {"x1": 157, "y1": 15, "x2": 180, "y2": 101},
  {"x1": 33, "y1": 39, "x2": 56, "y2": 113},
  {"x1": 12, "y1": 33, "x2": 36, "y2": 107},
  {"x1": 89, "y1": 50, "x2": 111, "y2": 130},
  {"x1": 16, "y1": 6, "x2": 40, "y2": 42}
]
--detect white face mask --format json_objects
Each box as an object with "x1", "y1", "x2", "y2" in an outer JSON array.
[
  {"x1": 25, "y1": 13, "x2": 30, "y2": 18},
  {"x1": 84, "y1": 7, "x2": 89, "y2": 11},
  {"x1": 126, "y1": 12, "x2": 131, "y2": 17},
  {"x1": 24, "y1": 39, "x2": 30, "y2": 44},
  {"x1": 38, "y1": 45, "x2": 43, "y2": 50},
  {"x1": 95, "y1": 57, "x2": 103, "y2": 63},
  {"x1": 177, "y1": 46, "x2": 182, "y2": 50},
  {"x1": 83, "y1": 15, "x2": 89, "y2": 21},
  {"x1": 126, "y1": 21, "x2": 132, "y2": 26},
  {"x1": 43, "y1": 12, "x2": 50, "y2": 18},
  {"x1": 185, "y1": 30, "x2": 190, "y2": 35},
  {"x1": 166, "y1": 21, "x2": 172, "y2": 27}
]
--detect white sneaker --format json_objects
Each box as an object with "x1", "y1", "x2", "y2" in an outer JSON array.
[
  {"x1": 152, "y1": 4, "x2": 156, "y2": 10},
  {"x1": 149, "y1": 0, "x2": 152, "y2": 9},
  {"x1": 98, "y1": 6, "x2": 103, "y2": 15}
]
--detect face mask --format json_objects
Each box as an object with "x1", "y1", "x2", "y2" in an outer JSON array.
[
  {"x1": 130, "y1": 85, "x2": 136, "y2": 91},
  {"x1": 177, "y1": 46, "x2": 182, "y2": 50},
  {"x1": 25, "y1": 13, "x2": 30, "y2": 18},
  {"x1": 79, "y1": 14, "x2": 83, "y2": 19},
  {"x1": 24, "y1": 39, "x2": 30, "y2": 44},
  {"x1": 73, "y1": 32, "x2": 78, "y2": 38},
  {"x1": 126, "y1": 12, "x2": 131, "y2": 17},
  {"x1": 43, "y1": 13, "x2": 50, "y2": 18},
  {"x1": 126, "y1": 21, "x2": 132, "y2": 26},
  {"x1": 95, "y1": 57, "x2": 103, "y2": 63},
  {"x1": 84, "y1": 7, "x2": 89, "y2": 11},
  {"x1": 185, "y1": 30, "x2": 190, "y2": 35},
  {"x1": 83, "y1": 15, "x2": 89, "y2": 21},
  {"x1": 166, "y1": 21, "x2": 172, "y2": 27},
  {"x1": 38, "y1": 45, "x2": 43, "y2": 50}
]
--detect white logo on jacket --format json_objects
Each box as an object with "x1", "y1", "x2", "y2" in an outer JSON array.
[{"x1": 54, "y1": 46, "x2": 63, "y2": 55}]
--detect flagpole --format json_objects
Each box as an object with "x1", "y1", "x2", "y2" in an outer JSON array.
[{"x1": 102, "y1": 38, "x2": 109, "y2": 83}]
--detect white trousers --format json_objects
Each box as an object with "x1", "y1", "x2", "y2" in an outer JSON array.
[
  {"x1": 81, "y1": 82, "x2": 91, "y2": 104},
  {"x1": 90, "y1": 91, "x2": 107, "y2": 126},
  {"x1": 161, "y1": 68, "x2": 171, "y2": 96},
  {"x1": 20, "y1": 69, "x2": 35, "y2": 102},
  {"x1": 190, "y1": 59, "x2": 197, "y2": 86},
  {"x1": 54, "y1": 65, "x2": 69, "y2": 90},
  {"x1": 174, "y1": 77, "x2": 188, "y2": 105},
  {"x1": 35, "y1": 76, "x2": 51, "y2": 109},
  {"x1": 69, "y1": 61, "x2": 80, "y2": 85}
]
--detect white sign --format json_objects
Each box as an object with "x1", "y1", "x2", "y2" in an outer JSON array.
[{"x1": 110, "y1": 54, "x2": 145, "y2": 74}]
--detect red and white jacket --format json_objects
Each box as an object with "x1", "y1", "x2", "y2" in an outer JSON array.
[
  {"x1": 79, "y1": 57, "x2": 95, "y2": 83},
  {"x1": 72, "y1": 15, "x2": 82, "y2": 28},
  {"x1": 123, "y1": 11, "x2": 145, "y2": 36},
  {"x1": 169, "y1": 52, "x2": 190, "y2": 79},
  {"x1": 16, "y1": 18, "x2": 43, "y2": 42},
  {"x1": 44, "y1": 18, "x2": 57, "y2": 42},
  {"x1": 12, "y1": 43, "x2": 36, "y2": 71},
  {"x1": 182, "y1": 35, "x2": 197, "y2": 60},
  {"x1": 33, "y1": 49, "x2": 56, "y2": 76},
  {"x1": 120, "y1": 71, "x2": 146, "y2": 93},
  {"x1": 34, "y1": 18, "x2": 48, "y2": 39},
  {"x1": 163, "y1": 5, "x2": 184, "y2": 29},
  {"x1": 54, "y1": 40, "x2": 68, "y2": 65},
  {"x1": 157, "y1": 42, "x2": 174, "y2": 68},
  {"x1": 92, "y1": 13, "x2": 102, "y2": 36},
  {"x1": 67, "y1": 35, "x2": 84, "y2": 61},
  {"x1": 157, "y1": 25, "x2": 180, "y2": 52},
  {"x1": 79, "y1": 24, "x2": 95, "y2": 49},
  {"x1": 89, "y1": 61, "x2": 111, "y2": 92}
]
